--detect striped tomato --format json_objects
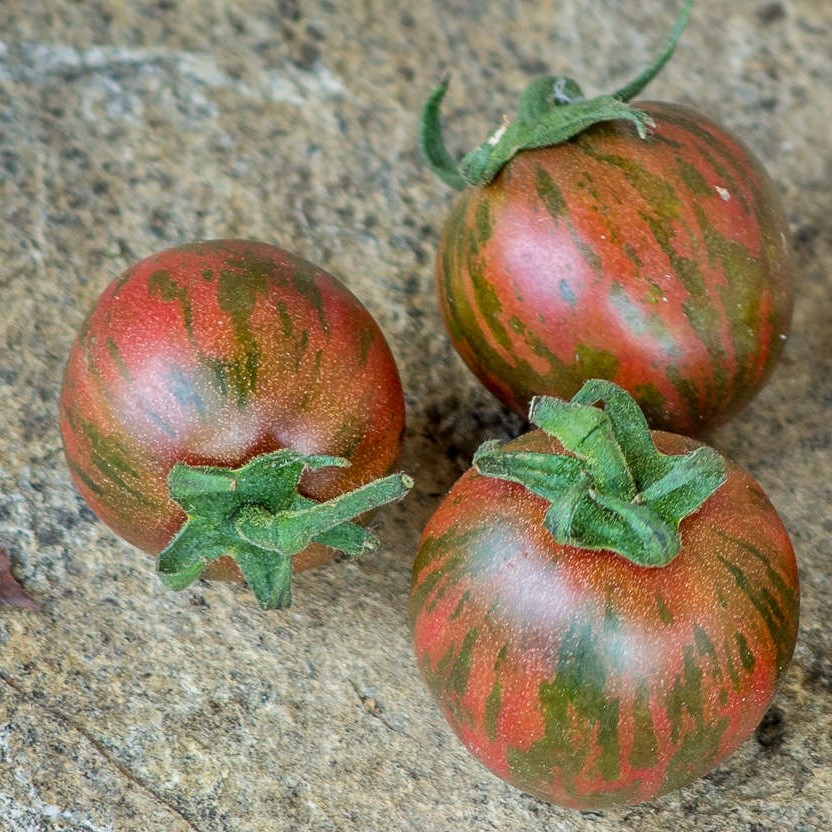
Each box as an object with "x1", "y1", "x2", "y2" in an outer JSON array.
[
  {"x1": 422, "y1": 0, "x2": 794, "y2": 434},
  {"x1": 60, "y1": 239, "x2": 410, "y2": 608},
  {"x1": 410, "y1": 380, "x2": 798, "y2": 808}
]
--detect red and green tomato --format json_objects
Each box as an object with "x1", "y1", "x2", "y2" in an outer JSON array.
[
  {"x1": 60, "y1": 239, "x2": 407, "y2": 599},
  {"x1": 410, "y1": 383, "x2": 798, "y2": 808},
  {"x1": 434, "y1": 103, "x2": 794, "y2": 433}
]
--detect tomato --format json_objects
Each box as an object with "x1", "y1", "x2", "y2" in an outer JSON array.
[
  {"x1": 422, "y1": 0, "x2": 794, "y2": 434},
  {"x1": 60, "y1": 239, "x2": 410, "y2": 608},
  {"x1": 409, "y1": 380, "x2": 799, "y2": 808}
]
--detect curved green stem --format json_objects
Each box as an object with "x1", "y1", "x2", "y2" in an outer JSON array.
[
  {"x1": 421, "y1": 0, "x2": 693, "y2": 189},
  {"x1": 473, "y1": 380, "x2": 726, "y2": 567},
  {"x1": 613, "y1": 0, "x2": 693, "y2": 102},
  {"x1": 235, "y1": 473, "x2": 413, "y2": 557},
  {"x1": 420, "y1": 76, "x2": 468, "y2": 191},
  {"x1": 156, "y1": 449, "x2": 413, "y2": 610}
]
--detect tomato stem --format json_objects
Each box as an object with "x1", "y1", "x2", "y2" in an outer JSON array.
[
  {"x1": 473, "y1": 379, "x2": 726, "y2": 567},
  {"x1": 156, "y1": 449, "x2": 412, "y2": 610},
  {"x1": 234, "y1": 474, "x2": 413, "y2": 558},
  {"x1": 421, "y1": 0, "x2": 692, "y2": 189}
]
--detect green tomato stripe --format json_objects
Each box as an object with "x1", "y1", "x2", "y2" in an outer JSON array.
[
  {"x1": 461, "y1": 193, "x2": 513, "y2": 353},
  {"x1": 437, "y1": 195, "x2": 472, "y2": 346},
  {"x1": 735, "y1": 632, "x2": 756, "y2": 674},
  {"x1": 410, "y1": 533, "x2": 467, "y2": 617},
  {"x1": 655, "y1": 592, "x2": 674, "y2": 624},
  {"x1": 76, "y1": 309, "x2": 94, "y2": 348},
  {"x1": 216, "y1": 265, "x2": 267, "y2": 404},
  {"x1": 67, "y1": 410, "x2": 156, "y2": 510},
  {"x1": 633, "y1": 382, "x2": 668, "y2": 428},
  {"x1": 656, "y1": 107, "x2": 752, "y2": 214},
  {"x1": 629, "y1": 681, "x2": 659, "y2": 770},
  {"x1": 484, "y1": 678, "x2": 503, "y2": 742},
  {"x1": 277, "y1": 301, "x2": 295, "y2": 337},
  {"x1": 415, "y1": 524, "x2": 517, "y2": 615},
  {"x1": 533, "y1": 165, "x2": 567, "y2": 218},
  {"x1": 76, "y1": 415, "x2": 139, "y2": 479},
  {"x1": 358, "y1": 326, "x2": 374, "y2": 366},
  {"x1": 288, "y1": 259, "x2": 329, "y2": 334},
  {"x1": 294, "y1": 329, "x2": 310, "y2": 370},
  {"x1": 507, "y1": 621, "x2": 622, "y2": 792},
  {"x1": 474, "y1": 198, "x2": 492, "y2": 245},
  {"x1": 693, "y1": 625, "x2": 721, "y2": 682},
  {"x1": 105, "y1": 338, "x2": 132, "y2": 383},
  {"x1": 716, "y1": 546, "x2": 796, "y2": 671},
  {"x1": 675, "y1": 156, "x2": 713, "y2": 196},
  {"x1": 468, "y1": 247, "x2": 513, "y2": 352},
  {"x1": 664, "y1": 366, "x2": 702, "y2": 425},
  {"x1": 482, "y1": 643, "x2": 509, "y2": 742},
  {"x1": 535, "y1": 167, "x2": 604, "y2": 276},
  {"x1": 109, "y1": 266, "x2": 136, "y2": 298},
  {"x1": 662, "y1": 616, "x2": 757, "y2": 754},
  {"x1": 298, "y1": 349, "x2": 325, "y2": 411},
  {"x1": 329, "y1": 412, "x2": 366, "y2": 462},
  {"x1": 65, "y1": 457, "x2": 107, "y2": 499},
  {"x1": 662, "y1": 713, "x2": 729, "y2": 795},
  {"x1": 719, "y1": 530, "x2": 798, "y2": 612},
  {"x1": 448, "y1": 589, "x2": 472, "y2": 622},
  {"x1": 142, "y1": 409, "x2": 177, "y2": 438},
  {"x1": 722, "y1": 634, "x2": 742, "y2": 692},
  {"x1": 439, "y1": 196, "x2": 550, "y2": 400},
  {"x1": 198, "y1": 355, "x2": 230, "y2": 399},
  {"x1": 439, "y1": 195, "x2": 518, "y2": 381},
  {"x1": 660, "y1": 643, "x2": 729, "y2": 792},
  {"x1": 695, "y1": 143, "x2": 750, "y2": 215},
  {"x1": 666, "y1": 108, "x2": 792, "y2": 375},
  {"x1": 693, "y1": 202, "x2": 773, "y2": 398},
  {"x1": 664, "y1": 648, "x2": 701, "y2": 738},
  {"x1": 447, "y1": 627, "x2": 479, "y2": 697},
  {"x1": 148, "y1": 269, "x2": 195, "y2": 344}
]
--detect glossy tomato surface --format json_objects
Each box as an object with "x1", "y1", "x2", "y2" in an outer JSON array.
[
  {"x1": 60, "y1": 239, "x2": 405, "y2": 573},
  {"x1": 410, "y1": 429, "x2": 799, "y2": 808},
  {"x1": 436, "y1": 102, "x2": 794, "y2": 434}
]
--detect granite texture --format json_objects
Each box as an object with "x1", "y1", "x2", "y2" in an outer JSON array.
[{"x1": 1, "y1": 0, "x2": 831, "y2": 830}]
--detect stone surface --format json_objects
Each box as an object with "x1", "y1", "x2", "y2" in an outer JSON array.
[{"x1": 1, "y1": 0, "x2": 831, "y2": 829}]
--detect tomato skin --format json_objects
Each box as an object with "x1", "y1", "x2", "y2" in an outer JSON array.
[
  {"x1": 60, "y1": 239, "x2": 405, "y2": 572},
  {"x1": 436, "y1": 102, "x2": 794, "y2": 434},
  {"x1": 410, "y1": 429, "x2": 799, "y2": 808}
]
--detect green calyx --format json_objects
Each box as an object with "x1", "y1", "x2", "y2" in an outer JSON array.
[
  {"x1": 472, "y1": 379, "x2": 726, "y2": 567},
  {"x1": 157, "y1": 449, "x2": 413, "y2": 610},
  {"x1": 421, "y1": 0, "x2": 692, "y2": 190}
]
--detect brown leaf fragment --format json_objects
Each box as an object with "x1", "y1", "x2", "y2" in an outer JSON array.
[{"x1": 0, "y1": 548, "x2": 41, "y2": 610}]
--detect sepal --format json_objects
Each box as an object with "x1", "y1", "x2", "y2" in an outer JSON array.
[
  {"x1": 473, "y1": 380, "x2": 726, "y2": 568},
  {"x1": 156, "y1": 449, "x2": 412, "y2": 609}
]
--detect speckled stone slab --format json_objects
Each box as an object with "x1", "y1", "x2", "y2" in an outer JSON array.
[{"x1": 1, "y1": 1, "x2": 830, "y2": 830}]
